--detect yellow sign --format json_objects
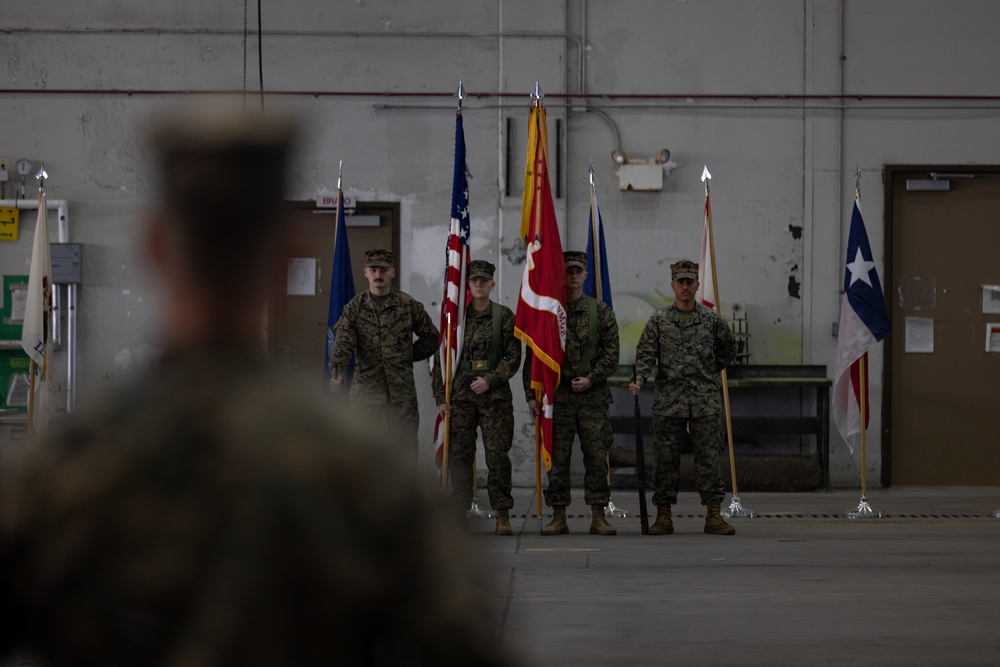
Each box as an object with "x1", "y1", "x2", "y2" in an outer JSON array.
[{"x1": 0, "y1": 207, "x2": 19, "y2": 241}]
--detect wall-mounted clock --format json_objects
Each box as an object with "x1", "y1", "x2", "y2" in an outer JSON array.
[{"x1": 15, "y1": 159, "x2": 33, "y2": 176}]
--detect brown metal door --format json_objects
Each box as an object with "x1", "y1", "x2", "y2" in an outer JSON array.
[
  {"x1": 268, "y1": 203, "x2": 397, "y2": 375},
  {"x1": 887, "y1": 168, "x2": 1000, "y2": 485}
]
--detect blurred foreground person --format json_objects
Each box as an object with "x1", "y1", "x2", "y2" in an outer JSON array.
[{"x1": 0, "y1": 104, "x2": 510, "y2": 667}]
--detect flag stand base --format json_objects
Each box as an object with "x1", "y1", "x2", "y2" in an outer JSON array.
[
  {"x1": 466, "y1": 496, "x2": 494, "y2": 519},
  {"x1": 845, "y1": 494, "x2": 883, "y2": 519},
  {"x1": 721, "y1": 495, "x2": 755, "y2": 519},
  {"x1": 604, "y1": 497, "x2": 629, "y2": 518}
]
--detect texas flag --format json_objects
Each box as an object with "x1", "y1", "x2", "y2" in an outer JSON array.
[{"x1": 832, "y1": 195, "x2": 891, "y2": 445}]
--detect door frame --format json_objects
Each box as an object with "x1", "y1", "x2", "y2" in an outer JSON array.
[
  {"x1": 881, "y1": 164, "x2": 1000, "y2": 486},
  {"x1": 266, "y1": 199, "x2": 401, "y2": 362}
]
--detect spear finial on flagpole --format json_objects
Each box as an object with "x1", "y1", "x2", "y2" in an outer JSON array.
[
  {"x1": 699, "y1": 164, "x2": 754, "y2": 520},
  {"x1": 456, "y1": 81, "x2": 465, "y2": 112},
  {"x1": 588, "y1": 161, "x2": 596, "y2": 189},
  {"x1": 530, "y1": 82, "x2": 544, "y2": 107},
  {"x1": 855, "y1": 165, "x2": 862, "y2": 197},
  {"x1": 337, "y1": 160, "x2": 343, "y2": 192},
  {"x1": 36, "y1": 163, "x2": 48, "y2": 192}
]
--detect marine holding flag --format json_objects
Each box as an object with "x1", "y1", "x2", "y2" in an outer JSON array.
[
  {"x1": 833, "y1": 194, "x2": 891, "y2": 444},
  {"x1": 524, "y1": 251, "x2": 620, "y2": 536},
  {"x1": 629, "y1": 260, "x2": 738, "y2": 536},
  {"x1": 433, "y1": 260, "x2": 521, "y2": 536}
]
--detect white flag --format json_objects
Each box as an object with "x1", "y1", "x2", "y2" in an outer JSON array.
[
  {"x1": 695, "y1": 195, "x2": 717, "y2": 309},
  {"x1": 20, "y1": 192, "x2": 53, "y2": 432}
]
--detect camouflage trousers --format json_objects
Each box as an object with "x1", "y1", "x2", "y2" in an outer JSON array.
[
  {"x1": 447, "y1": 398, "x2": 514, "y2": 510},
  {"x1": 350, "y1": 398, "x2": 420, "y2": 454},
  {"x1": 650, "y1": 413, "x2": 726, "y2": 507},
  {"x1": 544, "y1": 400, "x2": 612, "y2": 508}
]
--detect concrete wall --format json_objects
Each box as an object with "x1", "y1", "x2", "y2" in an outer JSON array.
[{"x1": 2, "y1": 0, "x2": 998, "y2": 486}]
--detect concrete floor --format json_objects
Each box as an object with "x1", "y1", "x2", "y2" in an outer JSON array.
[{"x1": 469, "y1": 486, "x2": 1000, "y2": 666}]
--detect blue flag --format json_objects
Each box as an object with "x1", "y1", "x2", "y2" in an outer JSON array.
[
  {"x1": 583, "y1": 188, "x2": 613, "y2": 309},
  {"x1": 323, "y1": 189, "x2": 355, "y2": 388}
]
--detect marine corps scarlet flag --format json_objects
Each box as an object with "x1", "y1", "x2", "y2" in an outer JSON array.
[{"x1": 514, "y1": 101, "x2": 566, "y2": 471}]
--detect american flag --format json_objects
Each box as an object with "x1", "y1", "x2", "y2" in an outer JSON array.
[{"x1": 434, "y1": 111, "x2": 472, "y2": 467}]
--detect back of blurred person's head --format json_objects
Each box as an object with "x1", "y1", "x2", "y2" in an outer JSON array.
[{"x1": 143, "y1": 101, "x2": 300, "y2": 345}]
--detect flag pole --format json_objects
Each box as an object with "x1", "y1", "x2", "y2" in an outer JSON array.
[
  {"x1": 702, "y1": 167, "x2": 754, "y2": 519},
  {"x1": 535, "y1": 397, "x2": 543, "y2": 532},
  {"x1": 439, "y1": 86, "x2": 463, "y2": 492},
  {"x1": 441, "y1": 312, "x2": 453, "y2": 491},
  {"x1": 467, "y1": 458, "x2": 494, "y2": 519},
  {"x1": 859, "y1": 353, "x2": 867, "y2": 495},
  {"x1": 25, "y1": 178, "x2": 48, "y2": 440},
  {"x1": 530, "y1": 83, "x2": 545, "y2": 532},
  {"x1": 335, "y1": 160, "x2": 343, "y2": 254},
  {"x1": 588, "y1": 163, "x2": 602, "y2": 302},
  {"x1": 846, "y1": 168, "x2": 883, "y2": 518},
  {"x1": 591, "y1": 162, "x2": 628, "y2": 520}
]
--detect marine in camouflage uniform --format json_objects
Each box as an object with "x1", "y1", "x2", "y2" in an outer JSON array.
[
  {"x1": 630, "y1": 259, "x2": 738, "y2": 535},
  {"x1": 0, "y1": 105, "x2": 511, "y2": 666},
  {"x1": 433, "y1": 260, "x2": 521, "y2": 535},
  {"x1": 329, "y1": 249, "x2": 439, "y2": 452},
  {"x1": 524, "y1": 251, "x2": 620, "y2": 536}
]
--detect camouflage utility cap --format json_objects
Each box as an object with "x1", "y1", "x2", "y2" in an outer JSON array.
[
  {"x1": 564, "y1": 251, "x2": 588, "y2": 270},
  {"x1": 365, "y1": 249, "x2": 393, "y2": 268},
  {"x1": 671, "y1": 260, "x2": 699, "y2": 281},
  {"x1": 468, "y1": 260, "x2": 496, "y2": 280}
]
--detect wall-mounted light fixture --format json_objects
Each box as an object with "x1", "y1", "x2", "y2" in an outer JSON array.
[{"x1": 613, "y1": 148, "x2": 676, "y2": 191}]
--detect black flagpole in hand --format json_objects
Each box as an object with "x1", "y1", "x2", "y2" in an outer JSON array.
[{"x1": 632, "y1": 369, "x2": 649, "y2": 534}]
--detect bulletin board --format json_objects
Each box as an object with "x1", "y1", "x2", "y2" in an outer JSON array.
[{"x1": 1, "y1": 274, "x2": 30, "y2": 413}]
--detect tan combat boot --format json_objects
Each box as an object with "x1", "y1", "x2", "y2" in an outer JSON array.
[
  {"x1": 589, "y1": 505, "x2": 617, "y2": 535},
  {"x1": 495, "y1": 509, "x2": 513, "y2": 536},
  {"x1": 704, "y1": 499, "x2": 736, "y2": 535},
  {"x1": 648, "y1": 505, "x2": 674, "y2": 535},
  {"x1": 541, "y1": 506, "x2": 569, "y2": 535}
]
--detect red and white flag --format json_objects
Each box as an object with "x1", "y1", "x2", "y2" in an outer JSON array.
[
  {"x1": 514, "y1": 103, "x2": 566, "y2": 471},
  {"x1": 695, "y1": 186, "x2": 717, "y2": 309}
]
